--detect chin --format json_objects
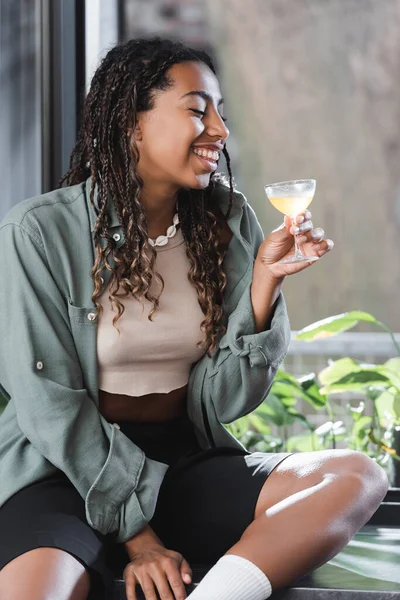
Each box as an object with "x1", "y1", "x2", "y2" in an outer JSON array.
[
  {"x1": 175, "y1": 167, "x2": 214, "y2": 191},
  {"x1": 191, "y1": 173, "x2": 212, "y2": 189}
]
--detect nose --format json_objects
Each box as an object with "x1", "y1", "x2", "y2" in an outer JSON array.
[{"x1": 207, "y1": 108, "x2": 230, "y2": 142}]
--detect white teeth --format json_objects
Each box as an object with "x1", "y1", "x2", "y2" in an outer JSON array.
[{"x1": 192, "y1": 148, "x2": 219, "y2": 162}]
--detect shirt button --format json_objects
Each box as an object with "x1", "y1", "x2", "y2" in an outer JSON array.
[
  {"x1": 112, "y1": 422, "x2": 121, "y2": 430},
  {"x1": 87, "y1": 312, "x2": 97, "y2": 321},
  {"x1": 112, "y1": 233, "x2": 121, "y2": 242},
  {"x1": 36, "y1": 361, "x2": 44, "y2": 370}
]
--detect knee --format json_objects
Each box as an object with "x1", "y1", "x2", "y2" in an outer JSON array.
[
  {"x1": 340, "y1": 450, "x2": 388, "y2": 494},
  {"x1": 313, "y1": 450, "x2": 388, "y2": 546},
  {"x1": 0, "y1": 548, "x2": 91, "y2": 600},
  {"x1": 330, "y1": 450, "x2": 389, "y2": 512}
]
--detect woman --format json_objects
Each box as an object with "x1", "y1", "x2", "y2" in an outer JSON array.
[{"x1": 0, "y1": 37, "x2": 388, "y2": 600}]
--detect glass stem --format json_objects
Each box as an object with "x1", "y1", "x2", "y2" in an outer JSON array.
[{"x1": 292, "y1": 215, "x2": 304, "y2": 258}]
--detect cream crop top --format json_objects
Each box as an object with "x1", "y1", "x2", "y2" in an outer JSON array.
[{"x1": 96, "y1": 227, "x2": 207, "y2": 396}]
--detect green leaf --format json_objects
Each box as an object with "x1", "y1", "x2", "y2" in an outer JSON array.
[
  {"x1": 262, "y1": 394, "x2": 287, "y2": 427},
  {"x1": 352, "y1": 416, "x2": 372, "y2": 438},
  {"x1": 270, "y1": 382, "x2": 298, "y2": 406},
  {"x1": 375, "y1": 391, "x2": 396, "y2": 424},
  {"x1": 298, "y1": 373, "x2": 327, "y2": 408},
  {"x1": 274, "y1": 369, "x2": 300, "y2": 385},
  {"x1": 385, "y1": 358, "x2": 400, "y2": 372},
  {"x1": 319, "y1": 359, "x2": 398, "y2": 394},
  {"x1": 248, "y1": 413, "x2": 271, "y2": 435},
  {"x1": 366, "y1": 387, "x2": 387, "y2": 401},
  {"x1": 394, "y1": 396, "x2": 400, "y2": 419},
  {"x1": 321, "y1": 376, "x2": 391, "y2": 395},
  {"x1": 254, "y1": 397, "x2": 280, "y2": 419},
  {"x1": 286, "y1": 407, "x2": 314, "y2": 430},
  {"x1": 379, "y1": 366, "x2": 400, "y2": 390},
  {"x1": 250, "y1": 437, "x2": 284, "y2": 453},
  {"x1": 286, "y1": 432, "x2": 324, "y2": 452},
  {"x1": 271, "y1": 370, "x2": 327, "y2": 409},
  {"x1": 319, "y1": 358, "x2": 362, "y2": 386},
  {"x1": 295, "y1": 311, "x2": 379, "y2": 341},
  {"x1": 225, "y1": 415, "x2": 250, "y2": 438},
  {"x1": 272, "y1": 378, "x2": 326, "y2": 410}
]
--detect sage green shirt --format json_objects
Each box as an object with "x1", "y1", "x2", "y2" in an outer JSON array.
[{"x1": 0, "y1": 177, "x2": 291, "y2": 543}]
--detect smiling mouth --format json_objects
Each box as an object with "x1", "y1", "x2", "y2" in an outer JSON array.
[{"x1": 191, "y1": 148, "x2": 219, "y2": 172}]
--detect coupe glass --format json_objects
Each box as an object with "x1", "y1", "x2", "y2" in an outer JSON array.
[{"x1": 264, "y1": 178, "x2": 319, "y2": 264}]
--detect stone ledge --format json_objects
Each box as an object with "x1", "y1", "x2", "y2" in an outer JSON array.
[{"x1": 111, "y1": 524, "x2": 400, "y2": 599}]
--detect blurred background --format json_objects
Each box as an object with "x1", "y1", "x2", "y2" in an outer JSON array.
[{"x1": 1, "y1": 0, "x2": 399, "y2": 435}]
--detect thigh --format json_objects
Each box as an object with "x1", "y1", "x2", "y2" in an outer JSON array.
[
  {"x1": 253, "y1": 448, "x2": 385, "y2": 518},
  {"x1": 148, "y1": 447, "x2": 293, "y2": 566},
  {"x1": 0, "y1": 473, "x2": 115, "y2": 600},
  {"x1": 0, "y1": 547, "x2": 90, "y2": 600}
]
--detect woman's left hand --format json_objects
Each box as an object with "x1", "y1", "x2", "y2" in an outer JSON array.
[{"x1": 257, "y1": 210, "x2": 334, "y2": 281}]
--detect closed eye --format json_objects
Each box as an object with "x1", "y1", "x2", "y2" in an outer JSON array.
[{"x1": 189, "y1": 108, "x2": 228, "y2": 122}]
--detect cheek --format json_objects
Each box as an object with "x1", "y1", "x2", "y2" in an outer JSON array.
[{"x1": 141, "y1": 116, "x2": 204, "y2": 169}]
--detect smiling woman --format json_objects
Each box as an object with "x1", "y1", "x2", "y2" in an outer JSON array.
[{"x1": 0, "y1": 35, "x2": 387, "y2": 600}]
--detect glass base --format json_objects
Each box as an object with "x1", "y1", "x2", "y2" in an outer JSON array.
[{"x1": 279, "y1": 254, "x2": 320, "y2": 264}]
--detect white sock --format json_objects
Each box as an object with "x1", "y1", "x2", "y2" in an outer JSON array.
[{"x1": 186, "y1": 554, "x2": 272, "y2": 600}]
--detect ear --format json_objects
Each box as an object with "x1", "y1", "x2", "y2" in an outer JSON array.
[
  {"x1": 126, "y1": 122, "x2": 143, "y2": 143},
  {"x1": 133, "y1": 120, "x2": 143, "y2": 143}
]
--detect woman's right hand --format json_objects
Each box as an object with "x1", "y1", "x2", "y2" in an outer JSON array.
[{"x1": 123, "y1": 535, "x2": 193, "y2": 600}]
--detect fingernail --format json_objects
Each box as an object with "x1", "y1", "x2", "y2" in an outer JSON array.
[
  {"x1": 305, "y1": 210, "x2": 312, "y2": 219},
  {"x1": 292, "y1": 226, "x2": 300, "y2": 234},
  {"x1": 184, "y1": 574, "x2": 191, "y2": 583},
  {"x1": 299, "y1": 220, "x2": 313, "y2": 232},
  {"x1": 311, "y1": 227, "x2": 324, "y2": 240},
  {"x1": 327, "y1": 239, "x2": 334, "y2": 250},
  {"x1": 297, "y1": 215, "x2": 305, "y2": 224}
]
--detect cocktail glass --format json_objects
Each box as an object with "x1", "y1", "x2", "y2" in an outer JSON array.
[{"x1": 264, "y1": 178, "x2": 319, "y2": 264}]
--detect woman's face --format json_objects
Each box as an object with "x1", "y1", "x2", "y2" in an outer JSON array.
[{"x1": 132, "y1": 61, "x2": 230, "y2": 192}]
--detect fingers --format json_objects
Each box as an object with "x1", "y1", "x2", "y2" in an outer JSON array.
[
  {"x1": 150, "y1": 565, "x2": 178, "y2": 599},
  {"x1": 140, "y1": 573, "x2": 162, "y2": 600},
  {"x1": 165, "y1": 561, "x2": 189, "y2": 599},
  {"x1": 291, "y1": 210, "x2": 311, "y2": 226},
  {"x1": 310, "y1": 227, "x2": 325, "y2": 242},
  {"x1": 311, "y1": 238, "x2": 334, "y2": 257},
  {"x1": 124, "y1": 560, "x2": 188, "y2": 600},
  {"x1": 180, "y1": 558, "x2": 193, "y2": 585},
  {"x1": 289, "y1": 221, "x2": 313, "y2": 236},
  {"x1": 124, "y1": 566, "x2": 138, "y2": 600},
  {"x1": 124, "y1": 564, "x2": 167, "y2": 600},
  {"x1": 296, "y1": 224, "x2": 322, "y2": 242},
  {"x1": 286, "y1": 209, "x2": 334, "y2": 257}
]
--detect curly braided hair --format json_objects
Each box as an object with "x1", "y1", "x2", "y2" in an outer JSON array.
[{"x1": 59, "y1": 36, "x2": 236, "y2": 356}]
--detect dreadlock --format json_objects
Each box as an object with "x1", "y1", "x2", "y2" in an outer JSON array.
[{"x1": 59, "y1": 36, "x2": 236, "y2": 356}]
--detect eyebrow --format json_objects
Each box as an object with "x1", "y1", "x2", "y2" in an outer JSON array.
[{"x1": 180, "y1": 90, "x2": 224, "y2": 106}]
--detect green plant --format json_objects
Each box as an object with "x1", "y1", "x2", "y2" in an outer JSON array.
[{"x1": 225, "y1": 311, "x2": 400, "y2": 477}]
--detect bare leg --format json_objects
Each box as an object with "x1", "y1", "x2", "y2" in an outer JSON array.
[
  {"x1": 0, "y1": 547, "x2": 91, "y2": 600},
  {"x1": 225, "y1": 449, "x2": 388, "y2": 590}
]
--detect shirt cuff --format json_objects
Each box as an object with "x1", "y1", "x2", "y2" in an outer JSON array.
[
  {"x1": 113, "y1": 454, "x2": 169, "y2": 543},
  {"x1": 218, "y1": 281, "x2": 291, "y2": 368},
  {"x1": 85, "y1": 423, "x2": 169, "y2": 541}
]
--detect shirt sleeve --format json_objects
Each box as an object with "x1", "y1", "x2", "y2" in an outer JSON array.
[
  {"x1": 0, "y1": 222, "x2": 168, "y2": 543},
  {"x1": 199, "y1": 194, "x2": 292, "y2": 424}
]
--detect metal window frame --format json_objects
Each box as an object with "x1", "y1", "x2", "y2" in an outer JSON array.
[{"x1": 41, "y1": 0, "x2": 86, "y2": 192}]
